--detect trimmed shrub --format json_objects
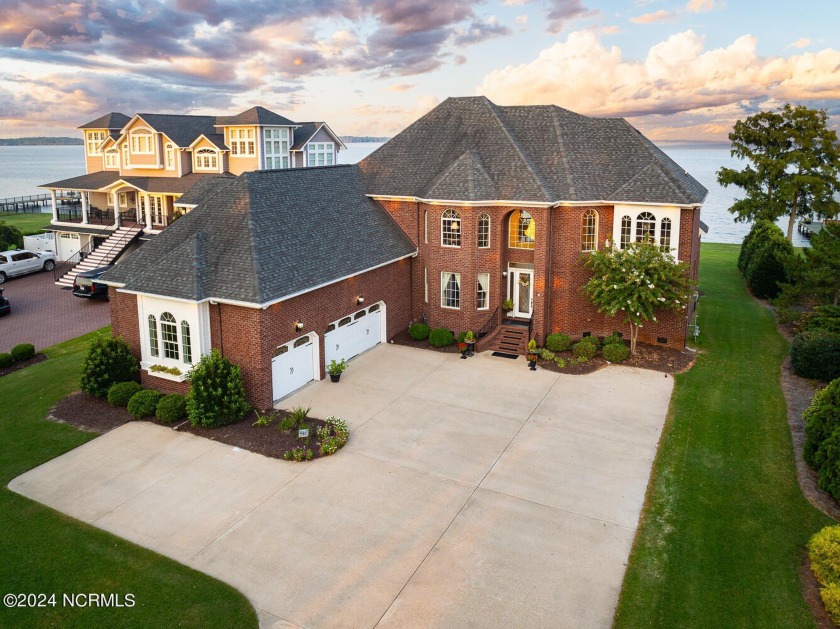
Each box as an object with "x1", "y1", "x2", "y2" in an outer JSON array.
[
  {"x1": 791, "y1": 331, "x2": 840, "y2": 381},
  {"x1": 582, "y1": 334, "x2": 601, "y2": 348},
  {"x1": 0, "y1": 353, "x2": 13, "y2": 368},
  {"x1": 80, "y1": 335, "x2": 139, "y2": 399},
  {"x1": 127, "y1": 389, "x2": 161, "y2": 419},
  {"x1": 538, "y1": 348, "x2": 555, "y2": 360},
  {"x1": 428, "y1": 328, "x2": 454, "y2": 347},
  {"x1": 746, "y1": 233, "x2": 793, "y2": 298},
  {"x1": 156, "y1": 393, "x2": 187, "y2": 423},
  {"x1": 408, "y1": 322, "x2": 430, "y2": 341},
  {"x1": 572, "y1": 340, "x2": 597, "y2": 360},
  {"x1": 804, "y1": 379, "x2": 840, "y2": 469},
  {"x1": 821, "y1": 582, "x2": 840, "y2": 626},
  {"x1": 545, "y1": 333, "x2": 571, "y2": 352},
  {"x1": 11, "y1": 343, "x2": 35, "y2": 362},
  {"x1": 810, "y1": 525, "x2": 840, "y2": 586},
  {"x1": 603, "y1": 332, "x2": 623, "y2": 347},
  {"x1": 802, "y1": 305, "x2": 840, "y2": 335},
  {"x1": 739, "y1": 220, "x2": 779, "y2": 275},
  {"x1": 107, "y1": 381, "x2": 143, "y2": 407},
  {"x1": 186, "y1": 349, "x2": 250, "y2": 428},
  {"x1": 603, "y1": 342, "x2": 630, "y2": 363}
]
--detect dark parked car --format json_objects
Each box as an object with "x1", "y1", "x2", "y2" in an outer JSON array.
[
  {"x1": 0, "y1": 288, "x2": 9, "y2": 315},
  {"x1": 72, "y1": 265, "x2": 113, "y2": 300}
]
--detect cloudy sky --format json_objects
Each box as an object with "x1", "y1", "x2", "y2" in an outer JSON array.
[{"x1": 1, "y1": 0, "x2": 838, "y2": 141}]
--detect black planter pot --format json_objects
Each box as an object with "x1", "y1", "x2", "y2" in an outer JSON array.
[
  {"x1": 466, "y1": 342, "x2": 476, "y2": 356},
  {"x1": 527, "y1": 354, "x2": 538, "y2": 371},
  {"x1": 329, "y1": 373, "x2": 341, "y2": 383}
]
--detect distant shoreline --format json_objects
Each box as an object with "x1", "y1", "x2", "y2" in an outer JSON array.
[{"x1": 0, "y1": 137, "x2": 82, "y2": 146}]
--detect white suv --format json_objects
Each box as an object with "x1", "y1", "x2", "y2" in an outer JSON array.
[{"x1": 0, "y1": 249, "x2": 57, "y2": 283}]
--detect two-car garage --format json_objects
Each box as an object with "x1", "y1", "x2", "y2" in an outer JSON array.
[{"x1": 271, "y1": 302, "x2": 385, "y2": 404}]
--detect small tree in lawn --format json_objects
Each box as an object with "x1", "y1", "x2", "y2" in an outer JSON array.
[{"x1": 581, "y1": 240, "x2": 693, "y2": 354}]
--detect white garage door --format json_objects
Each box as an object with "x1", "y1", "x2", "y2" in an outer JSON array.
[
  {"x1": 325, "y1": 304, "x2": 382, "y2": 366},
  {"x1": 272, "y1": 335, "x2": 316, "y2": 403}
]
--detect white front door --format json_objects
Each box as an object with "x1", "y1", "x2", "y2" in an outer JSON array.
[
  {"x1": 325, "y1": 305, "x2": 383, "y2": 366},
  {"x1": 271, "y1": 335, "x2": 315, "y2": 403},
  {"x1": 511, "y1": 269, "x2": 533, "y2": 319}
]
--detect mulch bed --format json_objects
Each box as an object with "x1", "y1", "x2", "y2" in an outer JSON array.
[
  {"x1": 0, "y1": 353, "x2": 47, "y2": 377},
  {"x1": 536, "y1": 342, "x2": 695, "y2": 376},
  {"x1": 390, "y1": 329, "x2": 460, "y2": 353},
  {"x1": 802, "y1": 554, "x2": 837, "y2": 629},
  {"x1": 49, "y1": 391, "x2": 333, "y2": 461}
]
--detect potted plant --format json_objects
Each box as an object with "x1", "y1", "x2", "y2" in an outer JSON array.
[
  {"x1": 526, "y1": 339, "x2": 538, "y2": 371},
  {"x1": 458, "y1": 341, "x2": 468, "y2": 359},
  {"x1": 327, "y1": 358, "x2": 347, "y2": 382},
  {"x1": 464, "y1": 330, "x2": 476, "y2": 356},
  {"x1": 502, "y1": 299, "x2": 514, "y2": 316}
]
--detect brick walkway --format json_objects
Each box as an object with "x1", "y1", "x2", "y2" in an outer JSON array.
[{"x1": 0, "y1": 271, "x2": 111, "y2": 353}]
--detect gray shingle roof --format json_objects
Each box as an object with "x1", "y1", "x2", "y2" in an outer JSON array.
[
  {"x1": 103, "y1": 165, "x2": 416, "y2": 305},
  {"x1": 215, "y1": 106, "x2": 296, "y2": 127},
  {"x1": 136, "y1": 113, "x2": 218, "y2": 148},
  {"x1": 290, "y1": 122, "x2": 319, "y2": 151},
  {"x1": 174, "y1": 174, "x2": 237, "y2": 206},
  {"x1": 40, "y1": 172, "x2": 226, "y2": 194},
  {"x1": 359, "y1": 96, "x2": 707, "y2": 205},
  {"x1": 41, "y1": 171, "x2": 122, "y2": 190},
  {"x1": 79, "y1": 112, "x2": 130, "y2": 130}
]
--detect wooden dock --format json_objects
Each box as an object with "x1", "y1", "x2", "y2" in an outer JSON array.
[{"x1": 0, "y1": 192, "x2": 79, "y2": 213}]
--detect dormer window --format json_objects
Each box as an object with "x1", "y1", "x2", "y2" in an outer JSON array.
[
  {"x1": 230, "y1": 128, "x2": 255, "y2": 156},
  {"x1": 86, "y1": 131, "x2": 105, "y2": 156},
  {"x1": 130, "y1": 128, "x2": 154, "y2": 154},
  {"x1": 104, "y1": 148, "x2": 119, "y2": 169},
  {"x1": 194, "y1": 148, "x2": 218, "y2": 171}
]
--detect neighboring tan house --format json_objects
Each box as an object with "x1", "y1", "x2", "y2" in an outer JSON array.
[
  {"x1": 102, "y1": 96, "x2": 707, "y2": 410},
  {"x1": 39, "y1": 106, "x2": 345, "y2": 286}
]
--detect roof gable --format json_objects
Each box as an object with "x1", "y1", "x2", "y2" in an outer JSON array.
[
  {"x1": 79, "y1": 112, "x2": 130, "y2": 130},
  {"x1": 425, "y1": 151, "x2": 497, "y2": 200},
  {"x1": 215, "y1": 106, "x2": 296, "y2": 127}
]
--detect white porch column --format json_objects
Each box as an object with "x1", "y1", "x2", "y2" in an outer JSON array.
[
  {"x1": 143, "y1": 193, "x2": 152, "y2": 228},
  {"x1": 112, "y1": 191, "x2": 121, "y2": 227},
  {"x1": 81, "y1": 192, "x2": 89, "y2": 225},
  {"x1": 50, "y1": 190, "x2": 58, "y2": 222}
]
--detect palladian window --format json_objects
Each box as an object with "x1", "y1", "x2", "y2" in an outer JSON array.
[
  {"x1": 636, "y1": 212, "x2": 656, "y2": 242},
  {"x1": 509, "y1": 210, "x2": 535, "y2": 249},
  {"x1": 581, "y1": 209, "x2": 598, "y2": 252},
  {"x1": 441, "y1": 209, "x2": 461, "y2": 247},
  {"x1": 195, "y1": 148, "x2": 218, "y2": 171},
  {"x1": 130, "y1": 128, "x2": 154, "y2": 154},
  {"x1": 160, "y1": 312, "x2": 179, "y2": 360}
]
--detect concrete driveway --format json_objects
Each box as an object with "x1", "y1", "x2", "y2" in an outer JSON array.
[{"x1": 9, "y1": 344, "x2": 673, "y2": 628}]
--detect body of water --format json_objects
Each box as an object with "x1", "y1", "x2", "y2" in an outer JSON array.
[{"x1": 0, "y1": 142, "x2": 809, "y2": 247}]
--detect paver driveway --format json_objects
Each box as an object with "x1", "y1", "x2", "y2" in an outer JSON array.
[{"x1": 9, "y1": 344, "x2": 673, "y2": 628}]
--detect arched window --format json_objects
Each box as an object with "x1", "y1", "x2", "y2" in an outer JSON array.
[
  {"x1": 509, "y1": 210, "x2": 535, "y2": 249},
  {"x1": 636, "y1": 212, "x2": 656, "y2": 243},
  {"x1": 424, "y1": 210, "x2": 428, "y2": 244},
  {"x1": 181, "y1": 320, "x2": 192, "y2": 364},
  {"x1": 441, "y1": 209, "x2": 461, "y2": 247},
  {"x1": 660, "y1": 217, "x2": 672, "y2": 251},
  {"x1": 165, "y1": 143, "x2": 175, "y2": 170},
  {"x1": 160, "y1": 312, "x2": 179, "y2": 360},
  {"x1": 478, "y1": 213, "x2": 490, "y2": 248},
  {"x1": 130, "y1": 127, "x2": 154, "y2": 154},
  {"x1": 148, "y1": 315, "x2": 159, "y2": 357},
  {"x1": 620, "y1": 215, "x2": 632, "y2": 249},
  {"x1": 195, "y1": 148, "x2": 218, "y2": 171},
  {"x1": 581, "y1": 209, "x2": 598, "y2": 252}
]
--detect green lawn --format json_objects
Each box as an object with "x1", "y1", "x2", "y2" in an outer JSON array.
[
  {"x1": 614, "y1": 243, "x2": 832, "y2": 627},
  {"x1": 0, "y1": 330, "x2": 257, "y2": 628},
  {"x1": 0, "y1": 211, "x2": 52, "y2": 236}
]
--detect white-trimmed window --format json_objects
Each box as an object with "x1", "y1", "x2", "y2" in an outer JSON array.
[
  {"x1": 86, "y1": 131, "x2": 105, "y2": 156},
  {"x1": 160, "y1": 312, "x2": 179, "y2": 360},
  {"x1": 181, "y1": 320, "x2": 193, "y2": 364},
  {"x1": 441, "y1": 272, "x2": 461, "y2": 309},
  {"x1": 620, "y1": 215, "x2": 632, "y2": 249},
  {"x1": 148, "y1": 315, "x2": 159, "y2": 357},
  {"x1": 581, "y1": 209, "x2": 598, "y2": 252},
  {"x1": 194, "y1": 148, "x2": 218, "y2": 171},
  {"x1": 264, "y1": 128, "x2": 289, "y2": 169},
  {"x1": 424, "y1": 266, "x2": 428, "y2": 303},
  {"x1": 130, "y1": 128, "x2": 154, "y2": 154},
  {"x1": 104, "y1": 148, "x2": 119, "y2": 169},
  {"x1": 147, "y1": 311, "x2": 193, "y2": 364},
  {"x1": 307, "y1": 142, "x2": 334, "y2": 166},
  {"x1": 149, "y1": 196, "x2": 163, "y2": 224},
  {"x1": 478, "y1": 213, "x2": 490, "y2": 248},
  {"x1": 509, "y1": 210, "x2": 535, "y2": 249},
  {"x1": 424, "y1": 210, "x2": 428, "y2": 244},
  {"x1": 229, "y1": 128, "x2": 255, "y2": 156},
  {"x1": 636, "y1": 212, "x2": 656, "y2": 242},
  {"x1": 660, "y1": 217, "x2": 672, "y2": 251},
  {"x1": 477, "y1": 273, "x2": 489, "y2": 310},
  {"x1": 122, "y1": 142, "x2": 130, "y2": 167},
  {"x1": 441, "y1": 209, "x2": 461, "y2": 247},
  {"x1": 165, "y1": 143, "x2": 175, "y2": 170}
]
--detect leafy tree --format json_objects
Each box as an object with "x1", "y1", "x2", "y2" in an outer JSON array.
[
  {"x1": 717, "y1": 104, "x2": 840, "y2": 241},
  {"x1": 0, "y1": 221, "x2": 23, "y2": 251},
  {"x1": 581, "y1": 240, "x2": 694, "y2": 354}
]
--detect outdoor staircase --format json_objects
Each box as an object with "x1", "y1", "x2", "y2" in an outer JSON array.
[
  {"x1": 55, "y1": 225, "x2": 143, "y2": 288},
  {"x1": 484, "y1": 323, "x2": 530, "y2": 356}
]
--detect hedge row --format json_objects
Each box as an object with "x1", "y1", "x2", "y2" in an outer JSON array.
[{"x1": 0, "y1": 343, "x2": 36, "y2": 368}]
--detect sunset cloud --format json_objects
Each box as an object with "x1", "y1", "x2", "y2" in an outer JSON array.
[
  {"x1": 479, "y1": 30, "x2": 840, "y2": 138},
  {"x1": 787, "y1": 37, "x2": 812, "y2": 49},
  {"x1": 685, "y1": 0, "x2": 715, "y2": 12},
  {"x1": 630, "y1": 10, "x2": 677, "y2": 24}
]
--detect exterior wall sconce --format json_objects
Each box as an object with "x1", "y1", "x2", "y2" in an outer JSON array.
[
  {"x1": 356, "y1": 295, "x2": 365, "y2": 305},
  {"x1": 295, "y1": 320, "x2": 304, "y2": 331},
  {"x1": 501, "y1": 271, "x2": 508, "y2": 277}
]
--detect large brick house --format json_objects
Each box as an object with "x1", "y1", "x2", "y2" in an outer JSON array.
[{"x1": 102, "y1": 96, "x2": 707, "y2": 409}]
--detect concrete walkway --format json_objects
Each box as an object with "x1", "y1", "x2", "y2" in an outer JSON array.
[{"x1": 10, "y1": 344, "x2": 673, "y2": 628}]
